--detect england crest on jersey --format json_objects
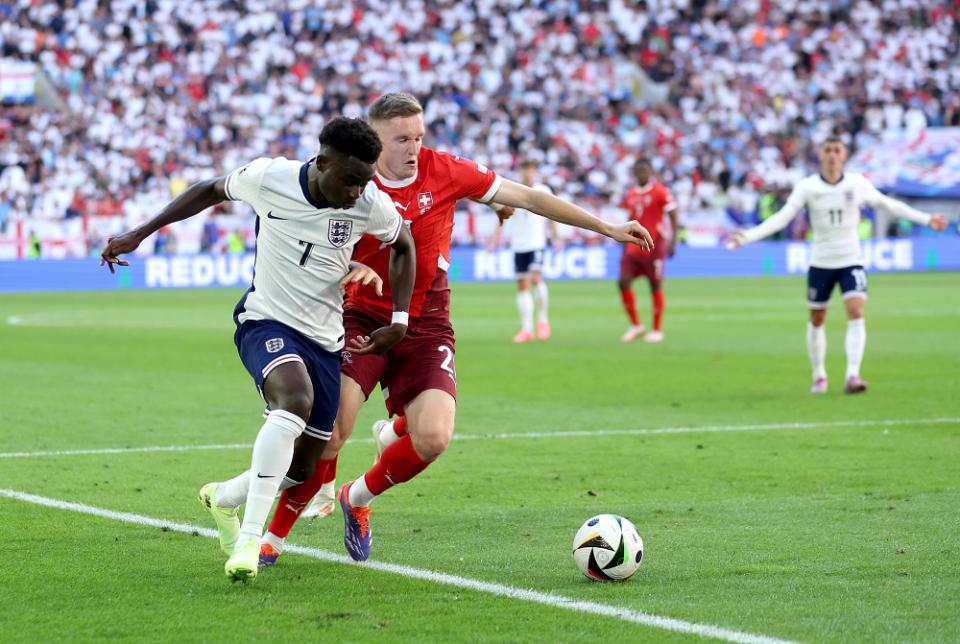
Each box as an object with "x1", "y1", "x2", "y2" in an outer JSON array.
[{"x1": 328, "y1": 219, "x2": 353, "y2": 247}]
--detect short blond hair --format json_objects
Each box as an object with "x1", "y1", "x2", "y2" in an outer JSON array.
[{"x1": 368, "y1": 92, "x2": 423, "y2": 122}]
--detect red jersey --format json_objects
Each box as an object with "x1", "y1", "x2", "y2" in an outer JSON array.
[
  {"x1": 349, "y1": 147, "x2": 501, "y2": 321},
  {"x1": 620, "y1": 182, "x2": 676, "y2": 256}
]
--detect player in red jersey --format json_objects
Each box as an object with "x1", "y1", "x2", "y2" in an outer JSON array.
[
  {"x1": 258, "y1": 93, "x2": 654, "y2": 563},
  {"x1": 618, "y1": 158, "x2": 679, "y2": 343}
]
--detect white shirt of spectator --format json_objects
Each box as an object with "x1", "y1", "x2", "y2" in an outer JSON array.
[
  {"x1": 226, "y1": 156, "x2": 403, "y2": 352},
  {"x1": 506, "y1": 182, "x2": 552, "y2": 253},
  {"x1": 742, "y1": 173, "x2": 932, "y2": 269}
]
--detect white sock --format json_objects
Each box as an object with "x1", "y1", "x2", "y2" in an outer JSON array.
[
  {"x1": 348, "y1": 475, "x2": 376, "y2": 507},
  {"x1": 318, "y1": 480, "x2": 336, "y2": 499},
  {"x1": 214, "y1": 471, "x2": 300, "y2": 509},
  {"x1": 236, "y1": 409, "x2": 305, "y2": 547},
  {"x1": 516, "y1": 290, "x2": 534, "y2": 333},
  {"x1": 379, "y1": 420, "x2": 403, "y2": 448},
  {"x1": 845, "y1": 318, "x2": 866, "y2": 379},
  {"x1": 807, "y1": 322, "x2": 827, "y2": 381},
  {"x1": 533, "y1": 280, "x2": 549, "y2": 323}
]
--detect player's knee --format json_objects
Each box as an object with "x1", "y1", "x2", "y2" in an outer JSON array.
[
  {"x1": 278, "y1": 390, "x2": 314, "y2": 422},
  {"x1": 412, "y1": 424, "x2": 452, "y2": 461},
  {"x1": 617, "y1": 277, "x2": 631, "y2": 291},
  {"x1": 810, "y1": 310, "x2": 827, "y2": 326}
]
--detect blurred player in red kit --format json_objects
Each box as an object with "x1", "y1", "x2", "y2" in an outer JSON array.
[{"x1": 618, "y1": 158, "x2": 679, "y2": 343}]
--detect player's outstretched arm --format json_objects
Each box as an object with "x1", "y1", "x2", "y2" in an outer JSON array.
[
  {"x1": 347, "y1": 224, "x2": 416, "y2": 356},
  {"x1": 727, "y1": 184, "x2": 805, "y2": 249},
  {"x1": 491, "y1": 179, "x2": 653, "y2": 251},
  {"x1": 860, "y1": 178, "x2": 949, "y2": 231},
  {"x1": 100, "y1": 176, "x2": 229, "y2": 272}
]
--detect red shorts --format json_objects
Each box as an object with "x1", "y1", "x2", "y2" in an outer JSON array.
[
  {"x1": 341, "y1": 308, "x2": 457, "y2": 417},
  {"x1": 619, "y1": 245, "x2": 667, "y2": 288}
]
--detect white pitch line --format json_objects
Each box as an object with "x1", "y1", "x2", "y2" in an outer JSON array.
[
  {"x1": 2, "y1": 417, "x2": 957, "y2": 460},
  {"x1": 0, "y1": 488, "x2": 796, "y2": 644}
]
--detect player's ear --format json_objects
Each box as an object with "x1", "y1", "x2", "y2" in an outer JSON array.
[{"x1": 315, "y1": 153, "x2": 330, "y2": 173}]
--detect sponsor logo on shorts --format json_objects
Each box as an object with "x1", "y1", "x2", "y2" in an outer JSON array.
[{"x1": 265, "y1": 338, "x2": 284, "y2": 353}]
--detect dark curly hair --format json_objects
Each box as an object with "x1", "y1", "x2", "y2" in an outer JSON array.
[{"x1": 318, "y1": 117, "x2": 382, "y2": 164}]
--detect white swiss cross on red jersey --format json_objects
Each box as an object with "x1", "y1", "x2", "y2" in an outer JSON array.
[{"x1": 417, "y1": 192, "x2": 434, "y2": 212}]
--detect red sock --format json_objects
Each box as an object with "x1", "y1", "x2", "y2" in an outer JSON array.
[
  {"x1": 393, "y1": 415, "x2": 408, "y2": 437},
  {"x1": 322, "y1": 453, "x2": 338, "y2": 484},
  {"x1": 267, "y1": 457, "x2": 336, "y2": 539},
  {"x1": 620, "y1": 289, "x2": 641, "y2": 326},
  {"x1": 363, "y1": 434, "x2": 429, "y2": 496},
  {"x1": 652, "y1": 290, "x2": 665, "y2": 331}
]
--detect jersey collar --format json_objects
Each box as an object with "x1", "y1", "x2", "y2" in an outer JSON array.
[
  {"x1": 376, "y1": 170, "x2": 418, "y2": 189},
  {"x1": 818, "y1": 172, "x2": 845, "y2": 186},
  {"x1": 300, "y1": 159, "x2": 331, "y2": 208}
]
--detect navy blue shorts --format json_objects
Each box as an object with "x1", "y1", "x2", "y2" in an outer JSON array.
[
  {"x1": 514, "y1": 249, "x2": 544, "y2": 275},
  {"x1": 807, "y1": 265, "x2": 868, "y2": 309},
  {"x1": 234, "y1": 319, "x2": 341, "y2": 441}
]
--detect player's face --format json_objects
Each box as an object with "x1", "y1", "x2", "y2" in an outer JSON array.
[
  {"x1": 316, "y1": 154, "x2": 376, "y2": 209},
  {"x1": 819, "y1": 142, "x2": 848, "y2": 174},
  {"x1": 373, "y1": 115, "x2": 425, "y2": 180},
  {"x1": 520, "y1": 165, "x2": 537, "y2": 185},
  {"x1": 635, "y1": 162, "x2": 652, "y2": 185}
]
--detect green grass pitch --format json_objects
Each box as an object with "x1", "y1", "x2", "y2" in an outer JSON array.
[{"x1": 1, "y1": 272, "x2": 958, "y2": 642}]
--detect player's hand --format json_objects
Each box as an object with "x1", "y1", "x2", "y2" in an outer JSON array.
[
  {"x1": 668, "y1": 241, "x2": 677, "y2": 258},
  {"x1": 341, "y1": 262, "x2": 383, "y2": 296},
  {"x1": 609, "y1": 221, "x2": 654, "y2": 252},
  {"x1": 100, "y1": 230, "x2": 143, "y2": 273},
  {"x1": 345, "y1": 324, "x2": 407, "y2": 356},
  {"x1": 929, "y1": 214, "x2": 948, "y2": 232},
  {"x1": 724, "y1": 231, "x2": 747, "y2": 250},
  {"x1": 496, "y1": 206, "x2": 515, "y2": 223}
]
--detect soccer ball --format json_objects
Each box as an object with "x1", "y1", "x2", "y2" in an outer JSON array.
[{"x1": 572, "y1": 514, "x2": 644, "y2": 581}]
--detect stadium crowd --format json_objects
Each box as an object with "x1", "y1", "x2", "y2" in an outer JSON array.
[{"x1": 1, "y1": 0, "x2": 958, "y2": 245}]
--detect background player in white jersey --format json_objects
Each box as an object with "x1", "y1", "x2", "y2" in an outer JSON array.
[
  {"x1": 488, "y1": 159, "x2": 560, "y2": 343},
  {"x1": 99, "y1": 117, "x2": 416, "y2": 581},
  {"x1": 728, "y1": 136, "x2": 947, "y2": 394}
]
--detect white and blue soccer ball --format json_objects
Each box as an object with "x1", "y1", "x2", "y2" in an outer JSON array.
[{"x1": 572, "y1": 514, "x2": 644, "y2": 581}]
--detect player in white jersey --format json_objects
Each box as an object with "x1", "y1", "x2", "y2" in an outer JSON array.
[
  {"x1": 488, "y1": 159, "x2": 560, "y2": 343},
  {"x1": 99, "y1": 117, "x2": 416, "y2": 581},
  {"x1": 728, "y1": 137, "x2": 947, "y2": 394}
]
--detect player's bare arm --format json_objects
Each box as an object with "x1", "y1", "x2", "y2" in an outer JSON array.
[
  {"x1": 340, "y1": 261, "x2": 384, "y2": 296},
  {"x1": 347, "y1": 223, "x2": 416, "y2": 356},
  {"x1": 100, "y1": 176, "x2": 229, "y2": 272},
  {"x1": 667, "y1": 207, "x2": 680, "y2": 257},
  {"x1": 492, "y1": 179, "x2": 654, "y2": 251}
]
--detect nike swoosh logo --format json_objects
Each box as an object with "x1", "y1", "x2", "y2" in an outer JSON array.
[
  {"x1": 266, "y1": 211, "x2": 287, "y2": 220},
  {"x1": 394, "y1": 202, "x2": 410, "y2": 212},
  {"x1": 256, "y1": 472, "x2": 275, "y2": 479}
]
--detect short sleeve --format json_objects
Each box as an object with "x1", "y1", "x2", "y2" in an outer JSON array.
[
  {"x1": 367, "y1": 189, "x2": 404, "y2": 244},
  {"x1": 446, "y1": 154, "x2": 501, "y2": 203},
  {"x1": 224, "y1": 157, "x2": 272, "y2": 204}
]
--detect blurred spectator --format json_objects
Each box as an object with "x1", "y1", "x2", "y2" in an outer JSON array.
[{"x1": 0, "y1": 0, "x2": 955, "y2": 247}]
